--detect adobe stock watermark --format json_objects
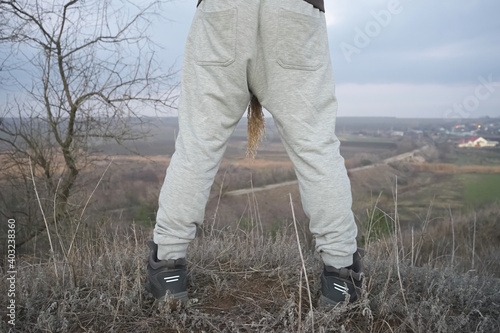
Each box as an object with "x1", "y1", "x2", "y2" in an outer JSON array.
[
  {"x1": 340, "y1": 0, "x2": 407, "y2": 64},
  {"x1": 443, "y1": 74, "x2": 499, "y2": 120},
  {"x1": 6, "y1": 218, "x2": 17, "y2": 328}
]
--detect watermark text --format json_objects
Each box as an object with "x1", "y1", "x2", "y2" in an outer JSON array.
[
  {"x1": 443, "y1": 74, "x2": 499, "y2": 119},
  {"x1": 6, "y1": 218, "x2": 17, "y2": 327}
]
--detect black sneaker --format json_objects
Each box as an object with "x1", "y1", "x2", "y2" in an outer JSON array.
[
  {"x1": 319, "y1": 248, "x2": 364, "y2": 308},
  {"x1": 145, "y1": 240, "x2": 188, "y2": 303}
]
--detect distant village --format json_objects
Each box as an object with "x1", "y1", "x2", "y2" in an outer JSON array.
[
  {"x1": 437, "y1": 120, "x2": 500, "y2": 148},
  {"x1": 336, "y1": 117, "x2": 500, "y2": 149}
]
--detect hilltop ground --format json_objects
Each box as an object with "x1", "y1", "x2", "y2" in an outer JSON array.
[{"x1": 2, "y1": 206, "x2": 500, "y2": 332}]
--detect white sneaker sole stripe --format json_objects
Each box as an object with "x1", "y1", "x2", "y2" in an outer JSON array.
[
  {"x1": 164, "y1": 275, "x2": 180, "y2": 283},
  {"x1": 333, "y1": 283, "x2": 349, "y2": 294}
]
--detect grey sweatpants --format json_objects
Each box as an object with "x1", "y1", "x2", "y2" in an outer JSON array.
[{"x1": 154, "y1": 0, "x2": 358, "y2": 268}]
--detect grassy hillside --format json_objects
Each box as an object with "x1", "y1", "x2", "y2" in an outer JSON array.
[{"x1": 1, "y1": 201, "x2": 500, "y2": 332}]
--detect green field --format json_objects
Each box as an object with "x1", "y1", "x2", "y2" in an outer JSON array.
[
  {"x1": 379, "y1": 170, "x2": 500, "y2": 226},
  {"x1": 461, "y1": 173, "x2": 500, "y2": 205}
]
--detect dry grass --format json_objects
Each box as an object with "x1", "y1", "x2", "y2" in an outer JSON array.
[
  {"x1": 2, "y1": 199, "x2": 500, "y2": 332},
  {"x1": 400, "y1": 203, "x2": 500, "y2": 275}
]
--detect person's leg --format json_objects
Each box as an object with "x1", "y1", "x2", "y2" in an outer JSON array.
[
  {"x1": 154, "y1": 0, "x2": 259, "y2": 260},
  {"x1": 251, "y1": 0, "x2": 358, "y2": 269}
]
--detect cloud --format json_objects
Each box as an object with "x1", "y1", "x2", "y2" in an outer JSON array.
[
  {"x1": 147, "y1": 0, "x2": 500, "y2": 118},
  {"x1": 336, "y1": 82, "x2": 500, "y2": 118},
  {"x1": 325, "y1": 12, "x2": 338, "y2": 26},
  {"x1": 327, "y1": 0, "x2": 500, "y2": 88}
]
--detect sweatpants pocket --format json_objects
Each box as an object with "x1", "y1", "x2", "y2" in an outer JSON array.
[
  {"x1": 192, "y1": 8, "x2": 237, "y2": 66},
  {"x1": 276, "y1": 8, "x2": 326, "y2": 71}
]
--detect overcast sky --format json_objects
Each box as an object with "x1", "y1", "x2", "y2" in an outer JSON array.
[{"x1": 152, "y1": 0, "x2": 500, "y2": 119}]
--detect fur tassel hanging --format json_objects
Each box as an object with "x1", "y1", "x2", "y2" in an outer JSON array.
[{"x1": 246, "y1": 94, "x2": 265, "y2": 158}]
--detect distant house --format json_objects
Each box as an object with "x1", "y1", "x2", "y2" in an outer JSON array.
[
  {"x1": 457, "y1": 136, "x2": 499, "y2": 148},
  {"x1": 390, "y1": 131, "x2": 405, "y2": 137}
]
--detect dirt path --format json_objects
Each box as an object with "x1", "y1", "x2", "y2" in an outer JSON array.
[{"x1": 225, "y1": 145, "x2": 430, "y2": 196}]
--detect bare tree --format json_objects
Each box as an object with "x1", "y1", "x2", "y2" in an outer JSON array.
[{"x1": 0, "y1": 0, "x2": 177, "y2": 247}]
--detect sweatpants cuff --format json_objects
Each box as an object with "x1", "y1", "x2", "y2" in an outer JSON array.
[
  {"x1": 156, "y1": 242, "x2": 189, "y2": 261},
  {"x1": 321, "y1": 253, "x2": 354, "y2": 269}
]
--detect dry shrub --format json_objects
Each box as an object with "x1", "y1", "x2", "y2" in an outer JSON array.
[{"x1": 345, "y1": 153, "x2": 382, "y2": 170}]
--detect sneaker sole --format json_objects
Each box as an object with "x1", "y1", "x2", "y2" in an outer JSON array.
[
  {"x1": 158, "y1": 290, "x2": 189, "y2": 303},
  {"x1": 145, "y1": 282, "x2": 189, "y2": 304},
  {"x1": 318, "y1": 294, "x2": 343, "y2": 309}
]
